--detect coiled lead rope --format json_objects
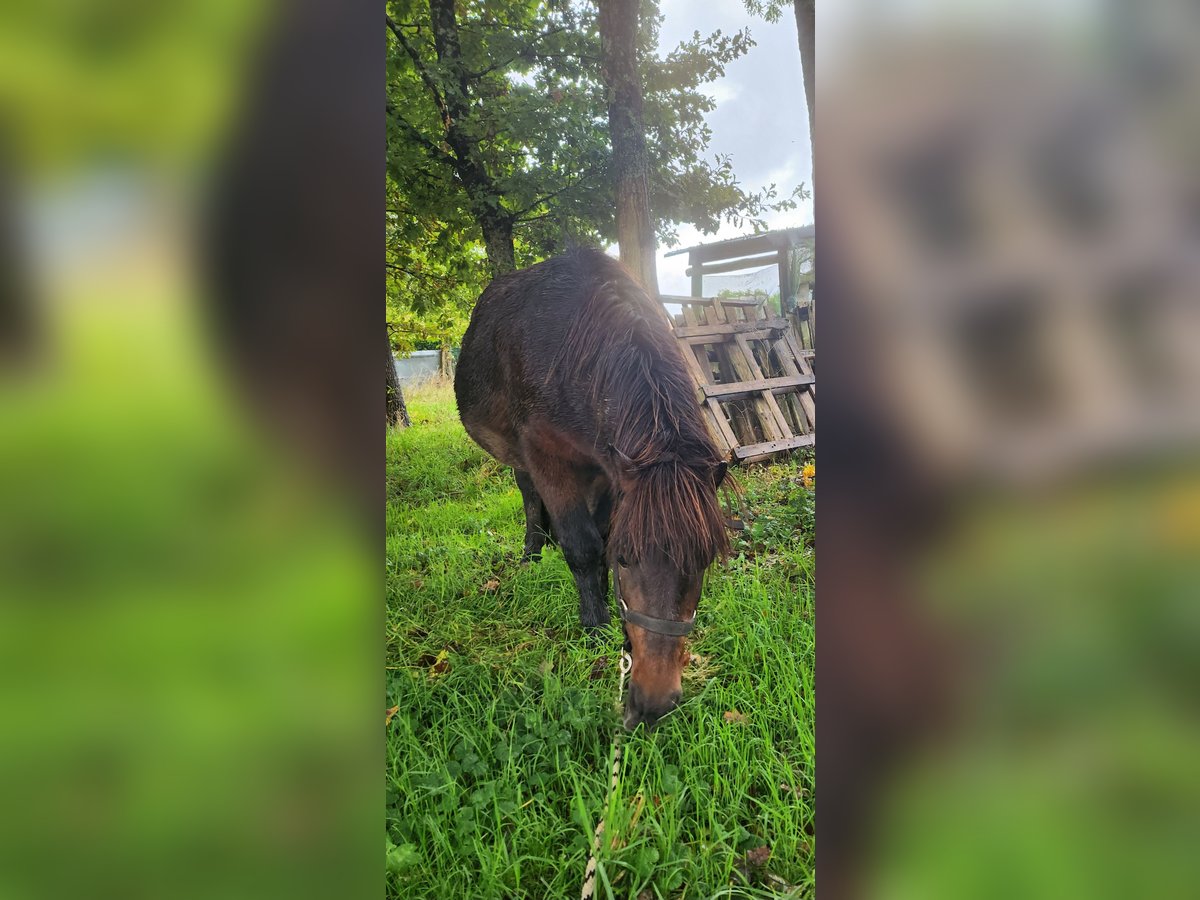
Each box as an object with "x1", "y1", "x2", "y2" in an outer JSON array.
[{"x1": 580, "y1": 650, "x2": 632, "y2": 900}]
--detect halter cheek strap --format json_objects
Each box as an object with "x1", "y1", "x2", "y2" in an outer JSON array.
[{"x1": 612, "y1": 567, "x2": 697, "y2": 637}]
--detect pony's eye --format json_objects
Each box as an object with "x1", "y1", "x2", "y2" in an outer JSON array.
[{"x1": 617, "y1": 555, "x2": 629, "y2": 568}]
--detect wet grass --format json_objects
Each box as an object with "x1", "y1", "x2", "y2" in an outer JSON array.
[{"x1": 386, "y1": 380, "x2": 815, "y2": 899}]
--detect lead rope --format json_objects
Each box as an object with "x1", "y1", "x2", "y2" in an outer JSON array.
[{"x1": 580, "y1": 649, "x2": 632, "y2": 900}]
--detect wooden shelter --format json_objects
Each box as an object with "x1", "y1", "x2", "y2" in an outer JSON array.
[
  {"x1": 667, "y1": 225, "x2": 816, "y2": 314},
  {"x1": 662, "y1": 228, "x2": 816, "y2": 464}
]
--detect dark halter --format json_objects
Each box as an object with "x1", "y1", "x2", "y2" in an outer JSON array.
[{"x1": 612, "y1": 565, "x2": 697, "y2": 638}]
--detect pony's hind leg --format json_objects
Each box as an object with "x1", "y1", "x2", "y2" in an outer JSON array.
[
  {"x1": 593, "y1": 490, "x2": 614, "y2": 602},
  {"x1": 514, "y1": 469, "x2": 552, "y2": 562}
]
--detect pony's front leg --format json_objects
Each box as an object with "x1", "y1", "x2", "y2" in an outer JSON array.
[{"x1": 547, "y1": 502, "x2": 611, "y2": 632}]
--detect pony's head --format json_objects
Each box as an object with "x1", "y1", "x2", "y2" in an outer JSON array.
[
  {"x1": 554, "y1": 253, "x2": 734, "y2": 728},
  {"x1": 607, "y1": 445, "x2": 729, "y2": 730}
]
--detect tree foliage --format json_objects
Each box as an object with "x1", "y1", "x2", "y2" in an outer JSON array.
[
  {"x1": 386, "y1": 181, "x2": 483, "y2": 354},
  {"x1": 385, "y1": 0, "x2": 804, "y2": 349}
]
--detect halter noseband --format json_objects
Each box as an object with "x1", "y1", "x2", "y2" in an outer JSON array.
[{"x1": 612, "y1": 566, "x2": 697, "y2": 638}]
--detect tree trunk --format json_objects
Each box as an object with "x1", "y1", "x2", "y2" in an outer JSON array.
[
  {"x1": 386, "y1": 328, "x2": 410, "y2": 428},
  {"x1": 794, "y1": 0, "x2": 814, "y2": 158},
  {"x1": 598, "y1": 0, "x2": 659, "y2": 296},
  {"x1": 478, "y1": 212, "x2": 515, "y2": 277},
  {"x1": 428, "y1": 0, "x2": 517, "y2": 277}
]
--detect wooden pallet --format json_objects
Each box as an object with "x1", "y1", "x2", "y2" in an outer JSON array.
[{"x1": 662, "y1": 293, "x2": 816, "y2": 464}]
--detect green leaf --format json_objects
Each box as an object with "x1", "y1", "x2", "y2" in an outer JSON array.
[{"x1": 385, "y1": 839, "x2": 420, "y2": 874}]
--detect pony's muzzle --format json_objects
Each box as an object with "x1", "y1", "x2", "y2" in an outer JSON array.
[{"x1": 623, "y1": 682, "x2": 682, "y2": 731}]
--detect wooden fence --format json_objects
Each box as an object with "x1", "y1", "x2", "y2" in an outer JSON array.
[{"x1": 663, "y1": 293, "x2": 816, "y2": 464}]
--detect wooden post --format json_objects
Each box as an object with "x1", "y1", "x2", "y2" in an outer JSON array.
[
  {"x1": 690, "y1": 250, "x2": 703, "y2": 298},
  {"x1": 778, "y1": 248, "x2": 794, "y2": 316}
]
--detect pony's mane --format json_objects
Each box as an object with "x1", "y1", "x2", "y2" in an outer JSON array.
[{"x1": 550, "y1": 249, "x2": 729, "y2": 573}]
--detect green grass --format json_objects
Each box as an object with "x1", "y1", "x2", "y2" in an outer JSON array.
[{"x1": 386, "y1": 381, "x2": 815, "y2": 899}]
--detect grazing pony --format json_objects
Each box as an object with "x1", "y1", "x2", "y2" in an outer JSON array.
[{"x1": 455, "y1": 249, "x2": 729, "y2": 729}]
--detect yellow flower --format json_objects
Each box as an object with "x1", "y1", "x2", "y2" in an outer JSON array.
[{"x1": 801, "y1": 462, "x2": 815, "y2": 488}]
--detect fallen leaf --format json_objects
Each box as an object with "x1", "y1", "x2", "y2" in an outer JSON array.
[
  {"x1": 723, "y1": 710, "x2": 748, "y2": 725},
  {"x1": 385, "y1": 706, "x2": 398, "y2": 727},
  {"x1": 627, "y1": 793, "x2": 647, "y2": 830},
  {"x1": 589, "y1": 657, "x2": 610, "y2": 680},
  {"x1": 429, "y1": 649, "x2": 450, "y2": 677},
  {"x1": 763, "y1": 871, "x2": 797, "y2": 891},
  {"x1": 743, "y1": 845, "x2": 771, "y2": 869},
  {"x1": 482, "y1": 578, "x2": 500, "y2": 591}
]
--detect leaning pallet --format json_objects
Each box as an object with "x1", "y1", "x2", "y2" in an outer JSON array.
[{"x1": 662, "y1": 293, "x2": 816, "y2": 464}]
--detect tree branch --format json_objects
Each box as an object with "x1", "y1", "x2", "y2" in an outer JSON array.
[
  {"x1": 513, "y1": 164, "x2": 602, "y2": 218},
  {"x1": 514, "y1": 182, "x2": 577, "y2": 218},
  {"x1": 464, "y1": 25, "x2": 575, "y2": 78},
  {"x1": 386, "y1": 15, "x2": 450, "y2": 127},
  {"x1": 467, "y1": 54, "x2": 526, "y2": 79},
  {"x1": 385, "y1": 102, "x2": 456, "y2": 167},
  {"x1": 513, "y1": 211, "x2": 558, "y2": 227}
]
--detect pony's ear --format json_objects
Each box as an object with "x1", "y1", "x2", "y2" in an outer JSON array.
[{"x1": 713, "y1": 460, "x2": 729, "y2": 489}]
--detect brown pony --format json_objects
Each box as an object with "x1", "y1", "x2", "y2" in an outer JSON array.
[{"x1": 455, "y1": 248, "x2": 729, "y2": 729}]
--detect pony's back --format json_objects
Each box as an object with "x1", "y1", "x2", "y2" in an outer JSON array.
[{"x1": 455, "y1": 248, "x2": 642, "y2": 427}]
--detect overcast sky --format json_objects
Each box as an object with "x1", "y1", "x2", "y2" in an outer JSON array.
[{"x1": 653, "y1": 0, "x2": 813, "y2": 295}]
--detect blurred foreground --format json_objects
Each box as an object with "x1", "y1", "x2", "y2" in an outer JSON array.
[
  {"x1": 0, "y1": 2, "x2": 376, "y2": 898},
  {"x1": 821, "y1": 2, "x2": 1200, "y2": 898}
]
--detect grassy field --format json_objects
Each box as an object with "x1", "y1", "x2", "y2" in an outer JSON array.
[{"x1": 386, "y1": 380, "x2": 815, "y2": 899}]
